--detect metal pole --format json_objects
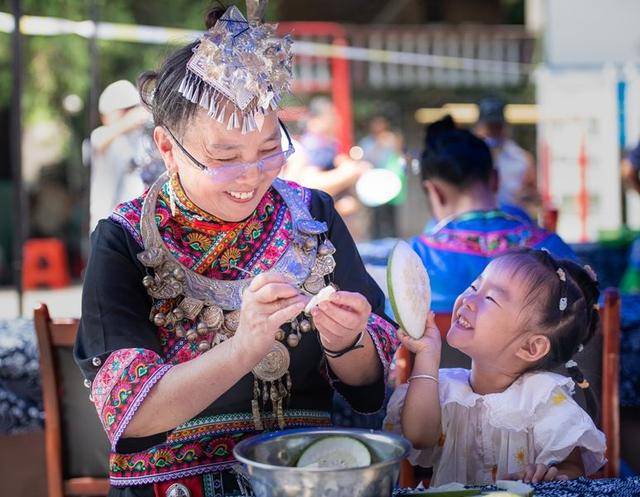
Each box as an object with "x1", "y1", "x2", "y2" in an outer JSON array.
[{"x1": 10, "y1": 0, "x2": 25, "y2": 316}]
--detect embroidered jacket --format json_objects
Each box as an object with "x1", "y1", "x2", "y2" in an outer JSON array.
[{"x1": 74, "y1": 179, "x2": 398, "y2": 490}]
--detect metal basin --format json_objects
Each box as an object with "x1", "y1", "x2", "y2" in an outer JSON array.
[{"x1": 233, "y1": 427, "x2": 410, "y2": 497}]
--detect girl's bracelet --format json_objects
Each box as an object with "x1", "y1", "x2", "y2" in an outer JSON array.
[{"x1": 408, "y1": 374, "x2": 439, "y2": 384}]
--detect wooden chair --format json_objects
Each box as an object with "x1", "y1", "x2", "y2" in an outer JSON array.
[
  {"x1": 34, "y1": 304, "x2": 110, "y2": 497},
  {"x1": 396, "y1": 288, "x2": 621, "y2": 487}
]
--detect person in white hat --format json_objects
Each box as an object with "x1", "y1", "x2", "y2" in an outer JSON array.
[{"x1": 88, "y1": 79, "x2": 150, "y2": 231}]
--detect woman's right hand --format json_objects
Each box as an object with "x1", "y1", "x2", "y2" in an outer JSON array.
[
  {"x1": 398, "y1": 312, "x2": 442, "y2": 360},
  {"x1": 232, "y1": 272, "x2": 308, "y2": 367}
]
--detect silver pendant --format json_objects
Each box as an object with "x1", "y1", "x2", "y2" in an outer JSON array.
[
  {"x1": 178, "y1": 297, "x2": 205, "y2": 321},
  {"x1": 252, "y1": 342, "x2": 291, "y2": 382},
  {"x1": 303, "y1": 275, "x2": 325, "y2": 294},
  {"x1": 147, "y1": 278, "x2": 184, "y2": 299},
  {"x1": 296, "y1": 219, "x2": 328, "y2": 236},
  {"x1": 318, "y1": 240, "x2": 336, "y2": 257},
  {"x1": 312, "y1": 255, "x2": 336, "y2": 277},
  {"x1": 165, "y1": 483, "x2": 190, "y2": 497},
  {"x1": 202, "y1": 305, "x2": 224, "y2": 330}
]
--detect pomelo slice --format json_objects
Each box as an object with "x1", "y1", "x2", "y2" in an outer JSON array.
[
  {"x1": 304, "y1": 285, "x2": 337, "y2": 314},
  {"x1": 495, "y1": 481, "x2": 534, "y2": 497},
  {"x1": 296, "y1": 436, "x2": 371, "y2": 469},
  {"x1": 387, "y1": 240, "x2": 431, "y2": 339}
]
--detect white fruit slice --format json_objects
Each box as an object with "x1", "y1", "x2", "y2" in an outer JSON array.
[
  {"x1": 387, "y1": 240, "x2": 431, "y2": 339},
  {"x1": 495, "y1": 480, "x2": 534, "y2": 497},
  {"x1": 296, "y1": 436, "x2": 371, "y2": 469},
  {"x1": 304, "y1": 285, "x2": 337, "y2": 314}
]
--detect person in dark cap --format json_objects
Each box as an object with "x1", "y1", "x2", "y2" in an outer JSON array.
[
  {"x1": 411, "y1": 116, "x2": 575, "y2": 312},
  {"x1": 474, "y1": 96, "x2": 537, "y2": 214}
]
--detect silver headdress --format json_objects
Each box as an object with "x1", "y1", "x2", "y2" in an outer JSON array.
[{"x1": 178, "y1": 3, "x2": 293, "y2": 134}]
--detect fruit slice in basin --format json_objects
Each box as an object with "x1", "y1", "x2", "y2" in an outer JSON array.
[
  {"x1": 387, "y1": 240, "x2": 431, "y2": 339},
  {"x1": 296, "y1": 436, "x2": 372, "y2": 469}
]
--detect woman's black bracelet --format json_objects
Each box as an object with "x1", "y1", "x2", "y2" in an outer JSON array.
[{"x1": 321, "y1": 332, "x2": 365, "y2": 358}]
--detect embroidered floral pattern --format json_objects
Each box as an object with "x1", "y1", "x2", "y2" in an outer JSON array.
[
  {"x1": 420, "y1": 225, "x2": 551, "y2": 257},
  {"x1": 366, "y1": 313, "x2": 400, "y2": 376},
  {"x1": 91, "y1": 348, "x2": 172, "y2": 449},
  {"x1": 108, "y1": 410, "x2": 331, "y2": 486}
]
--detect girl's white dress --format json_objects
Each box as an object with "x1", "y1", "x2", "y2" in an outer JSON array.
[{"x1": 384, "y1": 368, "x2": 606, "y2": 487}]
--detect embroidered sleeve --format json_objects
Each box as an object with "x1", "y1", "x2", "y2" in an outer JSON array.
[
  {"x1": 365, "y1": 313, "x2": 399, "y2": 380},
  {"x1": 532, "y1": 387, "x2": 607, "y2": 475},
  {"x1": 322, "y1": 313, "x2": 398, "y2": 414},
  {"x1": 91, "y1": 348, "x2": 172, "y2": 450}
]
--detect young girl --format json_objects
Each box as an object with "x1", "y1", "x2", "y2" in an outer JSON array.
[{"x1": 385, "y1": 249, "x2": 606, "y2": 487}]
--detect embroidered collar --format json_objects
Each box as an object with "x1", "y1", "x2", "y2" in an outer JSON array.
[{"x1": 428, "y1": 209, "x2": 523, "y2": 236}]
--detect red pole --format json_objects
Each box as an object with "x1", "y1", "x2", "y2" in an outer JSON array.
[
  {"x1": 540, "y1": 139, "x2": 551, "y2": 207},
  {"x1": 578, "y1": 135, "x2": 589, "y2": 242},
  {"x1": 330, "y1": 37, "x2": 354, "y2": 155}
]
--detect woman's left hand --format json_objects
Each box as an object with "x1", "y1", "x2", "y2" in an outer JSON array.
[{"x1": 311, "y1": 291, "x2": 371, "y2": 352}]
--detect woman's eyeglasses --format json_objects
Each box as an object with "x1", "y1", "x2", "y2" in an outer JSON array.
[{"x1": 164, "y1": 119, "x2": 295, "y2": 184}]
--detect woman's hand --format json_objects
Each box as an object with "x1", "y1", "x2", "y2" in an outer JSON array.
[
  {"x1": 232, "y1": 272, "x2": 308, "y2": 366},
  {"x1": 399, "y1": 312, "x2": 441, "y2": 360},
  {"x1": 311, "y1": 291, "x2": 371, "y2": 351},
  {"x1": 508, "y1": 463, "x2": 570, "y2": 483}
]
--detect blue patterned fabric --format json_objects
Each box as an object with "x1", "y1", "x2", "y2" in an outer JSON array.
[
  {"x1": 395, "y1": 477, "x2": 640, "y2": 496},
  {"x1": 0, "y1": 319, "x2": 42, "y2": 434},
  {"x1": 621, "y1": 295, "x2": 640, "y2": 407}
]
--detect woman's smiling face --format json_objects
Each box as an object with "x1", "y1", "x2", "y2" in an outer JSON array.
[{"x1": 155, "y1": 109, "x2": 285, "y2": 222}]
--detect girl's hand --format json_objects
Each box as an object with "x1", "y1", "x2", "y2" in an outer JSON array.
[
  {"x1": 398, "y1": 312, "x2": 441, "y2": 359},
  {"x1": 508, "y1": 463, "x2": 570, "y2": 483},
  {"x1": 232, "y1": 272, "x2": 308, "y2": 366},
  {"x1": 311, "y1": 291, "x2": 371, "y2": 352}
]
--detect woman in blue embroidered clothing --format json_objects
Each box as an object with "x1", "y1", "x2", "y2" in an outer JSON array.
[
  {"x1": 74, "y1": 5, "x2": 398, "y2": 497},
  {"x1": 385, "y1": 249, "x2": 606, "y2": 486},
  {"x1": 412, "y1": 116, "x2": 576, "y2": 313}
]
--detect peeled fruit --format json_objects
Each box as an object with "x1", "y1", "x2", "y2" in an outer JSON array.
[
  {"x1": 387, "y1": 240, "x2": 431, "y2": 339},
  {"x1": 304, "y1": 285, "x2": 336, "y2": 314}
]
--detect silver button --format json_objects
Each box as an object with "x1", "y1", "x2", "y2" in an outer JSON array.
[
  {"x1": 166, "y1": 483, "x2": 190, "y2": 497},
  {"x1": 84, "y1": 379, "x2": 92, "y2": 388},
  {"x1": 92, "y1": 357, "x2": 102, "y2": 367}
]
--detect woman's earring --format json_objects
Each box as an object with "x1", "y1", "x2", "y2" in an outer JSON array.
[{"x1": 168, "y1": 172, "x2": 178, "y2": 217}]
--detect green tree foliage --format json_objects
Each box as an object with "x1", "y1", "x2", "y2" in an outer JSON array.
[{"x1": 0, "y1": 0, "x2": 280, "y2": 124}]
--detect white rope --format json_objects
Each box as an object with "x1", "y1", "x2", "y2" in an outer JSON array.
[{"x1": 0, "y1": 12, "x2": 533, "y2": 74}]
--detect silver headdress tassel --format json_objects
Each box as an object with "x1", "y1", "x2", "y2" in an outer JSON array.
[{"x1": 178, "y1": 2, "x2": 293, "y2": 134}]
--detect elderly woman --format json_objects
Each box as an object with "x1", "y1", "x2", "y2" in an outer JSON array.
[{"x1": 74, "y1": 5, "x2": 397, "y2": 497}]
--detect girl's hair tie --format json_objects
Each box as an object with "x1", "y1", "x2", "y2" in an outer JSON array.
[
  {"x1": 553, "y1": 266, "x2": 568, "y2": 311},
  {"x1": 565, "y1": 359, "x2": 578, "y2": 369},
  {"x1": 578, "y1": 344, "x2": 584, "y2": 353}
]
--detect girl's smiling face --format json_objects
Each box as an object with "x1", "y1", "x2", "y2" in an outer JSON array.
[{"x1": 447, "y1": 257, "x2": 548, "y2": 371}]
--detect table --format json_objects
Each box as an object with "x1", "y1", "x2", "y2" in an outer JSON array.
[{"x1": 394, "y1": 476, "x2": 640, "y2": 496}]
